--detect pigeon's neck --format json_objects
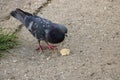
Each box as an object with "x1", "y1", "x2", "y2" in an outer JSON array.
[{"x1": 46, "y1": 28, "x2": 65, "y2": 44}]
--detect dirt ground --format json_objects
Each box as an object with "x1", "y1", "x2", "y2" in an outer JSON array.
[{"x1": 0, "y1": 0, "x2": 120, "y2": 80}]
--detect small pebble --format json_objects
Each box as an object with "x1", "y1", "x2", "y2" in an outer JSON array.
[{"x1": 13, "y1": 59, "x2": 17, "y2": 63}]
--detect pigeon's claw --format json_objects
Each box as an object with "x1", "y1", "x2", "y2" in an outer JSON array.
[
  {"x1": 47, "y1": 44, "x2": 57, "y2": 50},
  {"x1": 36, "y1": 44, "x2": 44, "y2": 52}
]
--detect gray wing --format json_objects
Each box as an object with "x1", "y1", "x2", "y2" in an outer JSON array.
[{"x1": 23, "y1": 16, "x2": 52, "y2": 40}]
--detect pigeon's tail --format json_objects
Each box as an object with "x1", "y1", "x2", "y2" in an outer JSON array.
[{"x1": 10, "y1": 8, "x2": 33, "y2": 23}]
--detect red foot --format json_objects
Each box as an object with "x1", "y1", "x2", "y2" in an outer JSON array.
[
  {"x1": 47, "y1": 45, "x2": 57, "y2": 50},
  {"x1": 36, "y1": 45, "x2": 43, "y2": 51}
]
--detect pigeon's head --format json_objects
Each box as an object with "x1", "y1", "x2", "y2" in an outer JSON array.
[
  {"x1": 47, "y1": 28, "x2": 65, "y2": 44},
  {"x1": 52, "y1": 23, "x2": 68, "y2": 36}
]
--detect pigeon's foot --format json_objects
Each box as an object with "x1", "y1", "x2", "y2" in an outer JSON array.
[
  {"x1": 36, "y1": 45, "x2": 43, "y2": 51},
  {"x1": 47, "y1": 44, "x2": 57, "y2": 50}
]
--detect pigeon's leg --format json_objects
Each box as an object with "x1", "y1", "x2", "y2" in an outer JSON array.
[
  {"x1": 45, "y1": 41, "x2": 57, "y2": 50},
  {"x1": 36, "y1": 40, "x2": 43, "y2": 51}
]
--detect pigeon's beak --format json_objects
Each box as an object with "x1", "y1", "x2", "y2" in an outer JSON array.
[{"x1": 65, "y1": 34, "x2": 68, "y2": 37}]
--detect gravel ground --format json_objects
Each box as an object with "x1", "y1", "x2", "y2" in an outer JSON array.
[{"x1": 0, "y1": 0, "x2": 120, "y2": 80}]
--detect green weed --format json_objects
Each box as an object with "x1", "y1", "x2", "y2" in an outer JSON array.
[{"x1": 0, "y1": 28, "x2": 18, "y2": 57}]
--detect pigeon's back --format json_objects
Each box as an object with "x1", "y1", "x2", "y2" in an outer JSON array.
[{"x1": 24, "y1": 16, "x2": 53, "y2": 40}]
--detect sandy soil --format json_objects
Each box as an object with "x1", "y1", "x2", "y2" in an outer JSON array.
[{"x1": 0, "y1": 0, "x2": 120, "y2": 80}]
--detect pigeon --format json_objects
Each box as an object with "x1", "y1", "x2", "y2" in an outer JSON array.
[{"x1": 10, "y1": 8, "x2": 68, "y2": 51}]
